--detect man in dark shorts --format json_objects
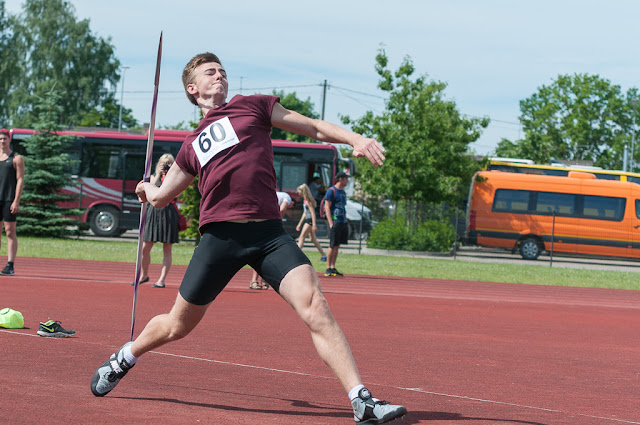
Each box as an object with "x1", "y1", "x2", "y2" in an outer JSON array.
[
  {"x1": 323, "y1": 171, "x2": 350, "y2": 277},
  {"x1": 0, "y1": 129, "x2": 24, "y2": 276},
  {"x1": 91, "y1": 53, "x2": 406, "y2": 424}
]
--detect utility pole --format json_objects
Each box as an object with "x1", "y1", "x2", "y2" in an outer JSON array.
[
  {"x1": 632, "y1": 99, "x2": 639, "y2": 172},
  {"x1": 118, "y1": 65, "x2": 130, "y2": 132},
  {"x1": 321, "y1": 79, "x2": 327, "y2": 120}
]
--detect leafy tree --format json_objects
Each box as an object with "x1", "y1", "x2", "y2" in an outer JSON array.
[
  {"x1": 77, "y1": 97, "x2": 138, "y2": 129},
  {"x1": 0, "y1": 0, "x2": 19, "y2": 123},
  {"x1": 342, "y1": 48, "x2": 489, "y2": 207},
  {"x1": 8, "y1": 0, "x2": 120, "y2": 127},
  {"x1": 496, "y1": 74, "x2": 640, "y2": 169},
  {"x1": 18, "y1": 86, "x2": 83, "y2": 236},
  {"x1": 179, "y1": 176, "x2": 201, "y2": 243},
  {"x1": 270, "y1": 90, "x2": 319, "y2": 142}
]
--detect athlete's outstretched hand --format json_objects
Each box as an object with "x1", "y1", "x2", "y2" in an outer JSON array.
[{"x1": 351, "y1": 136, "x2": 386, "y2": 167}]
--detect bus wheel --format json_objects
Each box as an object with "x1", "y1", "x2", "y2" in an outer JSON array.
[
  {"x1": 89, "y1": 206, "x2": 120, "y2": 237},
  {"x1": 519, "y1": 237, "x2": 541, "y2": 260}
]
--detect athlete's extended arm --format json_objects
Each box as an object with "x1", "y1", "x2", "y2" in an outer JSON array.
[
  {"x1": 271, "y1": 103, "x2": 385, "y2": 167},
  {"x1": 11, "y1": 154, "x2": 24, "y2": 214},
  {"x1": 136, "y1": 163, "x2": 194, "y2": 208}
]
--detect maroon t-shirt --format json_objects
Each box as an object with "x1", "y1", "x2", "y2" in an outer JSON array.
[{"x1": 175, "y1": 94, "x2": 282, "y2": 228}]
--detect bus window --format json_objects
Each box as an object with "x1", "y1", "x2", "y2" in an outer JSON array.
[
  {"x1": 592, "y1": 173, "x2": 619, "y2": 181},
  {"x1": 636, "y1": 199, "x2": 640, "y2": 219},
  {"x1": 535, "y1": 192, "x2": 576, "y2": 215},
  {"x1": 123, "y1": 152, "x2": 145, "y2": 181},
  {"x1": 280, "y1": 162, "x2": 308, "y2": 191},
  {"x1": 582, "y1": 195, "x2": 625, "y2": 221},
  {"x1": 80, "y1": 143, "x2": 122, "y2": 179},
  {"x1": 493, "y1": 189, "x2": 530, "y2": 212}
]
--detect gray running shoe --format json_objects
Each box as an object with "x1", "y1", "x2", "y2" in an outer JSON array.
[
  {"x1": 352, "y1": 388, "x2": 407, "y2": 424},
  {"x1": 37, "y1": 320, "x2": 75, "y2": 337},
  {"x1": 91, "y1": 342, "x2": 134, "y2": 397}
]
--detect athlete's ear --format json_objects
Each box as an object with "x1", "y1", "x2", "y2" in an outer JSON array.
[{"x1": 186, "y1": 83, "x2": 198, "y2": 96}]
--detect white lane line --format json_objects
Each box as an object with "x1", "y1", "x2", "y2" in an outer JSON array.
[
  {"x1": 4, "y1": 324, "x2": 638, "y2": 424},
  {"x1": 395, "y1": 387, "x2": 640, "y2": 424},
  {"x1": 150, "y1": 349, "x2": 640, "y2": 425}
]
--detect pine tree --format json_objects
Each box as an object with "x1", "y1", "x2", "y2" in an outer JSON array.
[{"x1": 18, "y1": 86, "x2": 83, "y2": 236}]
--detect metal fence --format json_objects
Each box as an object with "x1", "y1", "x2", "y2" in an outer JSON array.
[{"x1": 347, "y1": 198, "x2": 640, "y2": 271}]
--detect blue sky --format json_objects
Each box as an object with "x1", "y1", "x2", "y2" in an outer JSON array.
[{"x1": 5, "y1": 0, "x2": 640, "y2": 155}]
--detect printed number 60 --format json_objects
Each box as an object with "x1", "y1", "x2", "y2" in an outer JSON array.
[{"x1": 199, "y1": 123, "x2": 227, "y2": 153}]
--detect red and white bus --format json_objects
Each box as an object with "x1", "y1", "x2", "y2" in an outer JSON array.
[{"x1": 9, "y1": 128, "x2": 355, "y2": 237}]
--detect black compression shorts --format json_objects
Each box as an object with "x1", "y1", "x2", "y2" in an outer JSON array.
[{"x1": 179, "y1": 220, "x2": 311, "y2": 305}]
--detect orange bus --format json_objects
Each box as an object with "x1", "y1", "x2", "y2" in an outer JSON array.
[{"x1": 465, "y1": 170, "x2": 640, "y2": 260}]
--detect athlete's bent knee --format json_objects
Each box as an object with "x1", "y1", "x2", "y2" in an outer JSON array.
[
  {"x1": 165, "y1": 322, "x2": 193, "y2": 341},
  {"x1": 302, "y1": 293, "x2": 334, "y2": 331}
]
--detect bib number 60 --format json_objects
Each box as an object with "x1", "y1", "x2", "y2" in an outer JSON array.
[{"x1": 198, "y1": 123, "x2": 227, "y2": 153}]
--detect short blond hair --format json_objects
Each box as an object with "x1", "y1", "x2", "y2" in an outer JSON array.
[{"x1": 182, "y1": 52, "x2": 222, "y2": 106}]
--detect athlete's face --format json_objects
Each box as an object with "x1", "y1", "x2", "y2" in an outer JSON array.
[
  {"x1": 0, "y1": 134, "x2": 9, "y2": 149},
  {"x1": 188, "y1": 62, "x2": 228, "y2": 104}
]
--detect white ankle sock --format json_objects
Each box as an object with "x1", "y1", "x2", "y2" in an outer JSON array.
[
  {"x1": 349, "y1": 384, "x2": 365, "y2": 401},
  {"x1": 122, "y1": 344, "x2": 139, "y2": 365}
]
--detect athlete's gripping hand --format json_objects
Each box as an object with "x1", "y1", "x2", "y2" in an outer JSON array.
[
  {"x1": 351, "y1": 136, "x2": 385, "y2": 167},
  {"x1": 135, "y1": 181, "x2": 148, "y2": 203}
]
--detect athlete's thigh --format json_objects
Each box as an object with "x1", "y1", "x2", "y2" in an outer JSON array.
[
  {"x1": 253, "y1": 235, "x2": 311, "y2": 292},
  {"x1": 167, "y1": 292, "x2": 211, "y2": 332},
  {"x1": 179, "y1": 230, "x2": 247, "y2": 306},
  {"x1": 3, "y1": 220, "x2": 16, "y2": 234},
  {"x1": 277, "y1": 263, "x2": 323, "y2": 311}
]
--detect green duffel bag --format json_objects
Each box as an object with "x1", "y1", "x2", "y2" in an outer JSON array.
[{"x1": 0, "y1": 307, "x2": 24, "y2": 329}]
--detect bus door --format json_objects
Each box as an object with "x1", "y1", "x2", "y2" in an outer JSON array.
[
  {"x1": 632, "y1": 199, "x2": 640, "y2": 259},
  {"x1": 120, "y1": 151, "x2": 144, "y2": 231}
]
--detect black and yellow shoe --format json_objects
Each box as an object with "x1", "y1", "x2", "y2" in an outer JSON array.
[{"x1": 37, "y1": 320, "x2": 76, "y2": 337}]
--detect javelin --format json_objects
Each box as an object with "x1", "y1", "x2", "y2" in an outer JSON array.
[{"x1": 130, "y1": 32, "x2": 163, "y2": 341}]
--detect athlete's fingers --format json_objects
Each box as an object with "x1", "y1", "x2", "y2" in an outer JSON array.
[{"x1": 354, "y1": 137, "x2": 386, "y2": 167}]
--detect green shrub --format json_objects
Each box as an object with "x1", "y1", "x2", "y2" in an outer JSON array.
[
  {"x1": 367, "y1": 219, "x2": 408, "y2": 250},
  {"x1": 368, "y1": 218, "x2": 454, "y2": 252},
  {"x1": 406, "y1": 220, "x2": 455, "y2": 252}
]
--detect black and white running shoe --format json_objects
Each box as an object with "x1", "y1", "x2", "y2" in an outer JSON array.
[
  {"x1": 352, "y1": 387, "x2": 407, "y2": 424},
  {"x1": 91, "y1": 342, "x2": 134, "y2": 397},
  {"x1": 37, "y1": 320, "x2": 75, "y2": 337}
]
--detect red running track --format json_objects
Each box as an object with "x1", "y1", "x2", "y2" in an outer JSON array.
[{"x1": 1, "y1": 257, "x2": 639, "y2": 424}]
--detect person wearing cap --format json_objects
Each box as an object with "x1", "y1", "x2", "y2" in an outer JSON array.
[
  {"x1": 323, "y1": 171, "x2": 350, "y2": 277},
  {"x1": 0, "y1": 129, "x2": 24, "y2": 276}
]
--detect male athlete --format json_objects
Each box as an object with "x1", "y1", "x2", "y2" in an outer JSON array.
[
  {"x1": 0, "y1": 129, "x2": 24, "y2": 276},
  {"x1": 91, "y1": 53, "x2": 407, "y2": 424}
]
